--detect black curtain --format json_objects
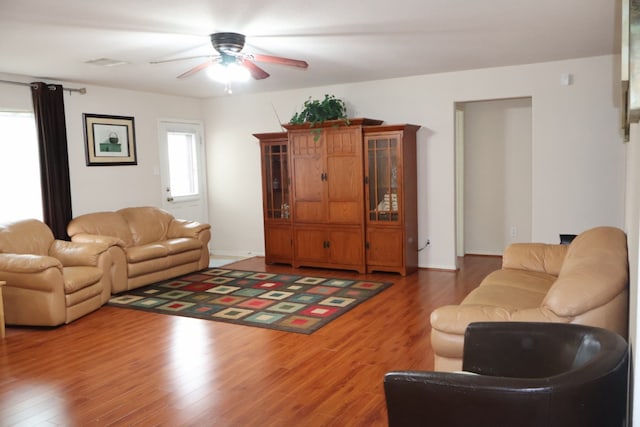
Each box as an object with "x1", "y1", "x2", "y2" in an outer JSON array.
[{"x1": 31, "y1": 82, "x2": 73, "y2": 240}]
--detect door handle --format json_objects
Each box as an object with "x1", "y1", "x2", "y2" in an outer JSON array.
[{"x1": 167, "y1": 197, "x2": 174, "y2": 202}]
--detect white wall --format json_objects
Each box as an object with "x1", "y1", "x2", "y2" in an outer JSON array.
[
  {"x1": 203, "y1": 55, "x2": 626, "y2": 269},
  {"x1": 64, "y1": 86, "x2": 204, "y2": 215},
  {"x1": 463, "y1": 98, "x2": 532, "y2": 255},
  {"x1": 0, "y1": 75, "x2": 204, "y2": 216}
]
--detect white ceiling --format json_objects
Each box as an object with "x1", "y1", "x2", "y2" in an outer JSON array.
[{"x1": 0, "y1": 0, "x2": 621, "y2": 99}]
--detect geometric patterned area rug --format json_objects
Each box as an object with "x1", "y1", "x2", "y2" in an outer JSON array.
[{"x1": 108, "y1": 268, "x2": 393, "y2": 334}]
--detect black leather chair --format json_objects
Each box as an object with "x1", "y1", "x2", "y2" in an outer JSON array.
[{"x1": 384, "y1": 322, "x2": 629, "y2": 427}]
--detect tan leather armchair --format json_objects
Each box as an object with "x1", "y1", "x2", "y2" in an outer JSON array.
[
  {"x1": 67, "y1": 206, "x2": 211, "y2": 293},
  {"x1": 0, "y1": 219, "x2": 112, "y2": 326}
]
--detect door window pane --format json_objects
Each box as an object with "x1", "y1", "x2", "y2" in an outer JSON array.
[
  {"x1": 0, "y1": 112, "x2": 43, "y2": 223},
  {"x1": 167, "y1": 132, "x2": 198, "y2": 197}
]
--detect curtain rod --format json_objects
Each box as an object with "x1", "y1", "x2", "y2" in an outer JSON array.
[{"x1": 0, "y1": 79, "x2": 87, "y2": 95}]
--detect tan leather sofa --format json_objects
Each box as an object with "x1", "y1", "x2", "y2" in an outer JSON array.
[
  {"x1": 430, "y1": 226, "x2": 629, "y2": 372},
  {"x1": 67, "y1": 206, "x2": 211, "y2": 294},
  {"x1": 0, "y1": 219, "x2": 112, "y2": 326}
]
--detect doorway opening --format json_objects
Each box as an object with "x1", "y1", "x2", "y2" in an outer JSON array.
[{"x1": 455, "y1": 97, "x2": 532, "y2": 261}]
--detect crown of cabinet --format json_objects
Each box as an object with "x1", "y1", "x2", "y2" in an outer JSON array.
[{"x1": 282, "y1": 118, "x2": 384, "y2": 131}]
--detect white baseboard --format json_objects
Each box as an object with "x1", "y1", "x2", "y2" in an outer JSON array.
[
  {"x1": 418, "y1": 263, "x2": 458, "y2": 271},
  {"x1": 210, "y1": 249, "x2": 265, "y2": 258},
  {"x1": 464, "y1": 250, "x2": 503, "y2": 256}
]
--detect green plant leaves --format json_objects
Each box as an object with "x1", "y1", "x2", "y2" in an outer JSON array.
[{"x1": 289, "y1": 94, "x2": 347, "y2": 125}]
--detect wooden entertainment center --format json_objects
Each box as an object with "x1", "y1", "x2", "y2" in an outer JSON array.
[{"x1": 254, "y1": 119, "x2": 420, "y2": 275}]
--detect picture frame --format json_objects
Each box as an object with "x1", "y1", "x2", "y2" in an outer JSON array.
[
  {"x1": 622, "y1": 0, "x2": 631, "y2": 142},
  {"x1": 83, "y1": 113, "x2": 137, "y2": 166},
  {"x1": 628, "y1": 1, "x2": 640, "y2": 126}
]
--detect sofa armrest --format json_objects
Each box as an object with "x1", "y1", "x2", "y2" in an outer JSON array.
[
  {"x1": 431, "y1": 305, "x2": 567, "y2": 337},
  {"x1": 0, "y1": 253, "x2": 62, "y2": 274},
  {"x1": 430, "y1": 304, "x2": 512, "y2": 335},
  {"x1": 70, "y1": 232, "x2": 125, "y2": 248},
  {"x1": 0, "y1": 253, "x2": 64, "y2": 293},
  {"x1": 168, "y1": 219, "x2": 211, "y2": 239},
  {"x1": 502, "y1": 243, "x2": 568, "y2": 275},
  {"x1": 49, "y1": 240, "x2": 111, "y2": 267}
]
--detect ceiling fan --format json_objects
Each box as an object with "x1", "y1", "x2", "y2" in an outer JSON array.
[{"x1": 150, "y1": 32, "x2": 309, "y2": 82}]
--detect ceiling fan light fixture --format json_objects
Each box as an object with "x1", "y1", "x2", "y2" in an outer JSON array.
[
  {"x1": 206, "y1": 61, "x2": 251, "y2": 84},
  {"x1": 154, "y1": 31, "x2": 305, "y2": 86}
]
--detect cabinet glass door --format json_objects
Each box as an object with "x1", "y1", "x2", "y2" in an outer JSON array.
[
  {"x1": 367, "y1": 137, "x2": 399, "y2": 222},
  {"x1": 263, "y1": 144, "x2": 290, "y2": 220}
]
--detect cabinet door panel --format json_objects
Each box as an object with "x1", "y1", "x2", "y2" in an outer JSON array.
[
  {"x1": 366, "y1": 227, "x2": 403, "y2": 267},
  {"x1": 326, "y1": 134, "x2": 363, "y2": 224},
  {"x1": 262, "y1": 143, "x2": 290, "y2": 220},
  {"x1": 255, "y1": 132, "x2": 292, "y2": 266},
  {"x1": 291, "y1": 132, "x2": 325, "y2": 222},
  {"x1": 292, "y1": 155, "x2": 324, "y2": 222},
  {"x1": 294, "y1": 201, "x2": 324, "y2": 222},
  {"x1": 293, "y1": 227, "x2": 326, "y2": 263},
  {"x1": 325, "y1": 127, "x2": 360, "y2": 156},
  {"x1": 327, "y1": 156, "x2": 361, "y2": 200},
  {"x1": 327, "y1": 201, "x2": 361, "y2": 224},
  {"x1": 292, "y1": 155, "x2": 323, "y2": 200},
  {"x1": 328, "y1": 228, "x2": 364, "y2": 266},
  {"x1": 365, "y1": 134, "x2": 402, "y2": 224},
  {"x1": 265, "y1": 226, "x2": 292, "y2": 262}
]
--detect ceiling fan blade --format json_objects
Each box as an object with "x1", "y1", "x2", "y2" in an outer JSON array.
[
  {"x1": 150, "y1": 55, "x2": 216, "y2": 64},
  {"x1": 177, "y1": 60, "x2": 215, "y2": 79},
  {"x1": 249, "y1": 53, "x2": 308, "y2": 69},
  {"x1": 242, "y1": 60, "x2": 270, "y2": 80}
]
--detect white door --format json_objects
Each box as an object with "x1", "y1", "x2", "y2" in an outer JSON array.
[{"x1": 158, "y1": 120, "x2": 209, "y2": 224}]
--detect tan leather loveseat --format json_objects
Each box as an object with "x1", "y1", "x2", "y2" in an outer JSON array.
[
  {"x1": 0, "y1": 219, "x2": 112, "y2": 326},
  {"x1": 430, "y1": 226, "x2": 629, "y2": 371},
  {"x1": 67, "y1": 206, "x2": 211, "y2": 294}
]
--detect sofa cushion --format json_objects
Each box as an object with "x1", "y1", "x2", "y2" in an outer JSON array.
[
  {"x1": 463, "y1": 269, "x2": 555, "y2": 310},
  {"x1": 0, "y1": 219, "x2": 53, "y2": 255},
  {"x1": 62, "y1": 266, "x2": 104, "y2": 293},
  {"x1": 502, "y1": 243, "x2": 568, "y2": 276},
  {"x1": 165, "y1": 237, "x2": 203, "y2": 255},
  {"x1": 119, "y1": 207, "x2": 174, "y2": 246},
  {"x1": 126, "y1": 243, "x2": 170, "y2": 263},
  {"x1": 127, "y1": 257, "x2": 171, "y2": 278},
  {"x1": 67, "y1": 212, "x2": 134, "y2": 247},
  {"x1": 168, "y1": 219, "x2": 211, "y2": 239},
  {"x1": 544, "y1": 226, "x2": 628, "y2": 318}
]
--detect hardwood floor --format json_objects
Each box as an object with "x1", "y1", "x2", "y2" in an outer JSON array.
[{"x1": 0, "y1": 255, "x2": 501, "y2": 426}]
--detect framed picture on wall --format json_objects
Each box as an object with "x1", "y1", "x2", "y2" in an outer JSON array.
[
  {"x1": 83, "y1": 113, "x2": 137, "y2": 166},
  {"x1": 628, "y1": 0, "x2": 640, "y2": 126}
]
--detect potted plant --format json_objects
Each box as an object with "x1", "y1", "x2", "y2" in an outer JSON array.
[{"x1": 289, "y1": 94, "x2": 348, "y2": 126}]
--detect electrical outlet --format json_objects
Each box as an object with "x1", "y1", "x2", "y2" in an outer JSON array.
[
  {"x1": 510, "y1": 226, "x2": 517, "y2": 237},
  {"x1": 418, "y1": 239, "x2": 431, "y2": 252}
]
